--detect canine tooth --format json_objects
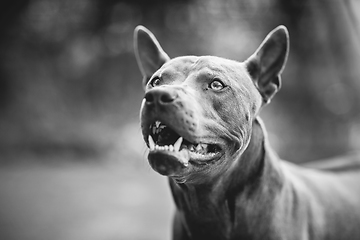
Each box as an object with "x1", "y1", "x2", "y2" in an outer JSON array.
[
  {"x1": 155, "y1": 121, "x2": 161, "y2": 128},
  {"x1": 174, "y1": 137, "x2": 183, "y2": 152},
  {"x1": 189, "y1": 145, "x2": 195, "y2": 152},
  {"x1": 199, "y1": 143, "x2": 207, "y2": 150},
  {"x1": 148, "y1": 135, "x2": 155, "y2": 150}
]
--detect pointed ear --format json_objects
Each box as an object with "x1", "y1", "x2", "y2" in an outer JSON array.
[
  {"x1": 245, "y1": 25, "x2": 289, "y2": 104},
  {"x1": 134, "y1": 26, "x2": 170, "y2": 87}
]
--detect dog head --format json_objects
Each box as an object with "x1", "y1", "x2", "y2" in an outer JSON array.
[{"x1": 134, "y1": 26, "x2": 289, "y2": 184}]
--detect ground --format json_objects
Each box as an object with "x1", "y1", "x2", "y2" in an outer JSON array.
[{"x1": 0, "y1": 158, "x2": 173, "y2": 240}]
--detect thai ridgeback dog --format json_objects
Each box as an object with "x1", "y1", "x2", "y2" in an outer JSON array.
[{"x1": 134, "y1": 25, "x2": 360, "y2": 240}]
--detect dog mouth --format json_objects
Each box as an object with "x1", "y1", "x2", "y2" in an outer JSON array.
[{"x1": 146, "y1": 121, "x2": 222, "y2": 167}]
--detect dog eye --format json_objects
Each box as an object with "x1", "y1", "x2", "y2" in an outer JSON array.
[
  {"x1": 150, "y1": 77, "x2": 161, "y2": 87},
  {"x1": 209, "y1": 79, "x2": 225, "y2": 91}
]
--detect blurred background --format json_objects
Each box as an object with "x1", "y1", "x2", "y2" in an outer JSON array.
[{"x1": 0, "y1": 0, "x2": 360, "y2": 239}]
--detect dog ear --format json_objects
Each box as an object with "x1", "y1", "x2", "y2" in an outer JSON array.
[
  {"x1": 245, "y1": 26, "x2": 289, "y2": 104},
  {"x1": 134, "y1": 26, "x2": 170, "y2": 87}
]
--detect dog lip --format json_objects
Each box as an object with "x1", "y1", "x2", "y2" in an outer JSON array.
[
  {"x1": 188, "y1": 150, "x2": 224, "y2": 165},
  {"x1": 147, "y1": 147, "x2": 224, "y2": 176},
  {"x1": 148, "y1": 150, "x2": 190, "y2": 176}
]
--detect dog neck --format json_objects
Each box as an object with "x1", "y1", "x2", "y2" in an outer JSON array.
[{"x1": 169, "y1": 117, "x2": 285, "y2": 239}]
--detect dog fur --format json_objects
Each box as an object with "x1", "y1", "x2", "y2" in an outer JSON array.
[{"x1": 134, "y1": 25, "x2": 360, "y2": 240}]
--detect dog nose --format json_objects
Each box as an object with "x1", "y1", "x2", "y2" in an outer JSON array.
[{"x1": 144, "y1": 88, "x2": 177, "y2": 105}]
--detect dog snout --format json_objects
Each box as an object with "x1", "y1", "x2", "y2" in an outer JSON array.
[{"x1": 144, "y1": 88, "x2": 178, "y2": 105}]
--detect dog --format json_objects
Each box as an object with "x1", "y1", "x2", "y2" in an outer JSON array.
[{"x1": 134, "y1": 25, "x2": 360, "y2": 240}]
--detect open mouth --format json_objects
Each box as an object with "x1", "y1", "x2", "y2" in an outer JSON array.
[{"x1": 146, "y1": 121, "x2": 222, "y2": 167}]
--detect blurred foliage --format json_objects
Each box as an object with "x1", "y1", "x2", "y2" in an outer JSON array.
[{"x1": 0, "y1": 0, "x2": 360, "y2": 163}]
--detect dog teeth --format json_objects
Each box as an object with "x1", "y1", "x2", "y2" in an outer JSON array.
[
  {"x1": 147, "y1": 135, "x2": 214, "y2": 158},
  {"x1": 174, "y1": 137, "x2": 183, "y2": 152},
  {"x1": 148, "y1": 135, "x2": 155, "y2": 151},
  {"x1": 191, "y1": 143, "x2": 208, "y2": 152},
  {"x1": 148, "y1": 136, "x2": 183, "y2": 153}
]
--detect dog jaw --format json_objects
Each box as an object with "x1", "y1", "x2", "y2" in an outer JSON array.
[{"x1": 144, "y1": 119, "x2": 225, "y2": 177}]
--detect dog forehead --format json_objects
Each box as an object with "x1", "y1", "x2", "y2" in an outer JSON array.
[{"x1": 159, "y1": 56, "x2": 247, "y2": 79}]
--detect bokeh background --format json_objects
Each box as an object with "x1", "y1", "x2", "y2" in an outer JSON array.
[{"x1": 1, "y1": 0, "x2": 360, "y2": 240}]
